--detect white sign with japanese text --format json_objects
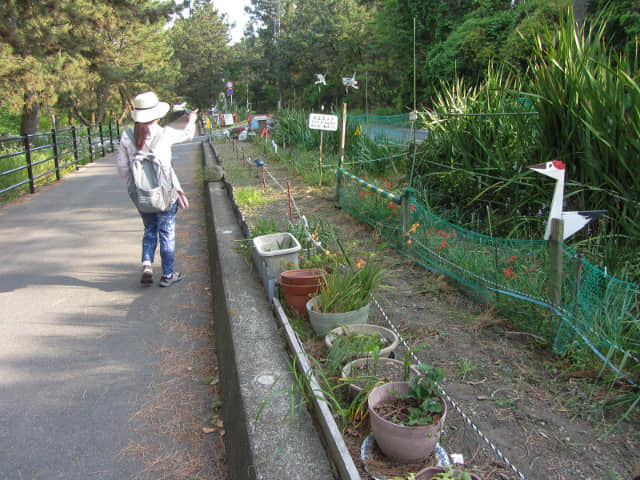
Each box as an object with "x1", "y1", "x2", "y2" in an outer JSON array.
[{"x1": 308, "y1": 113, "x2": 339, "y2": 131}]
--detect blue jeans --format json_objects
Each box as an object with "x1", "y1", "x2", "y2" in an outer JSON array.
[{"x1": 139, "y1": 202, "x2": 178, "y2": 276}]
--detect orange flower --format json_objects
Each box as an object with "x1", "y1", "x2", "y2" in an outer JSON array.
[
  {"x1": 507, "y1": 255, "x2": 517, "y2": 263},
  {"x1": 503, "y1": 266, "x2": 518, "y2": 279}
]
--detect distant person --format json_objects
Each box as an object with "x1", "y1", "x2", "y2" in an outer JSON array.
[{"x1": 117, "y1": 91, "x2": 198, "y2": 287}]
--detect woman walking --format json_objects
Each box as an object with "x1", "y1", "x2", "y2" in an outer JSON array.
[{"x1": 117, "y1": 91, "x2": 198, "y2": 287}]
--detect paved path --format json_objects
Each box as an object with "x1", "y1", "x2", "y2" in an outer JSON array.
[{"x1": 0, "y1": 139, "x2": 224, "y2": 479}]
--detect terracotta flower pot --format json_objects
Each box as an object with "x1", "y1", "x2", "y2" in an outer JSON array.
[
  {"x1": 279, "y1": 268, "x2": 325, "y2": 318},
  {"x1": 368, "y1": 381, "x2": 447, "y2": 464}
]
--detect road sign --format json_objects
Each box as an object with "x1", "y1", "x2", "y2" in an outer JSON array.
[
  {"x1": 227, "y1": 88, "x2": 233, "y2": 96},
  {"x1": 226, "y1": 81, "x2": 233, "y2": 89},
  {"x1": 308, "y1": 113, "x2": 339, "y2": 131}
]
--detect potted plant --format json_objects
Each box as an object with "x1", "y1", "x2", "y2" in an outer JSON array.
[
  {"x1": 306, "y1": 252, "x2": 385, "y2": 336},
  {"x1": 325, "y1": 324, "x2": 399, "y2": 358},
  {"x1": 368, "y1": 363, "x2": 447, "y2": 464},
  {"x1": 341, "y1": 356, "x2": 420, "y2": 395}
]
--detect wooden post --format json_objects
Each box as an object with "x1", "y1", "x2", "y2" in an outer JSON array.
[
  {"x1": 550, "y1": 218, "x2": 564, "y2": 307},
  {"x1": 287, "y1": 182, "x2": 293, "y2": 222},
  {"x1": 401, "y1": 188, "x2": 416, "y2": 236},
  {"x1": 261, "y1": 165, "x2": 266, "y2": 191},
  {"x1": 339, "y1": 102, "x2": 347, "y2": 169},
  {"x1": 335, "y1": 102, "x2": 348, "y2": 205},
  {"x1": 318, "y1": 130, "x2": 323, "y2": 186}
]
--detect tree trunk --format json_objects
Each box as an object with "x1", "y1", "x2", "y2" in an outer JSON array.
[
  {"x1": 573, "y1": 0, "x2": 589, "y2": 28},
  {"x1": 20, "y1": 92, "x2": 40, "y2": 136},
  {"x1": 96, "y1": 79, "x2": 110, "y2": 124},
  {"x1": 118, "y1": 85, "x2": 132, "y2": 124}
]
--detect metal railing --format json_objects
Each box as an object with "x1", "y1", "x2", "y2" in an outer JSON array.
[{"x1": 0, "y1": 121, "x2": 120, "y2": 197}]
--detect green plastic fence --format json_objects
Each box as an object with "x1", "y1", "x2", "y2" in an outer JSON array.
[
  {"x1": 347, "y1": 114, "x2": 416, "y2": 145},
  {"x1": 337, "y1": 168, "x2": 640, "y2": 382}
]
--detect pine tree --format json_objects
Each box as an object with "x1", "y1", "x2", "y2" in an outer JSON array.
[{"x1": 0, "y1": 0, "x2": 176, "y2": 134}]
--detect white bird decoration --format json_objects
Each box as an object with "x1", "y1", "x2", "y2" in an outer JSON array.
[
  {"x1": 342, "y1": 72, "x2": 358, "y2": 91},
  {"x1": 529, "y1": 160, "x2": 606, "y2": 240},
  {"x1": 314, "y1": 73, "x2": 327, "y2": 86}
]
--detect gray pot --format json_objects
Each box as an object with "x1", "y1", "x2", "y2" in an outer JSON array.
[
  {"x1": 305, "y1": 298, "x2": 369, "y2": 336},
  {"x1": 325, "y1": 324, "x2": 399, "y2": 358},
  {"x1": 368, "y1": 381, "x2": 447, "y2": 464}
]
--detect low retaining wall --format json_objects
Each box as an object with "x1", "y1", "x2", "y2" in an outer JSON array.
[{"x1": 201, "y1": 140, "x2": 335, "y2": 480}]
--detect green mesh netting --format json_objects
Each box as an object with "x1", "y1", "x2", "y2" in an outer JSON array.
[
  {"x1": 347, "y1": 114, "x2": 415, "y2": 145},
  {"x1": 337, "y1": 168, "x2": 640, "y2": 378}
]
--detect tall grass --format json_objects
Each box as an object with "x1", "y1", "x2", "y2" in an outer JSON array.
[
  {"x1": 413, "y1": 64, "x2": 542, "y2": 236},
  {"x1": 528, "y1": 12, "x2": 640, "y2": 273},
  {"x1": 414, "y1": 12, "x2": 640, "y2": 283}
]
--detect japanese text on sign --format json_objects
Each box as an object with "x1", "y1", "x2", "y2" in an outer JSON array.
[{"x1": 308, "y1": 113, "x2": 339, "y2": 131}]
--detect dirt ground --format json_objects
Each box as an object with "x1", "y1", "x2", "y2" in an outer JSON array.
[{"x1": 214, "y1": 139, "x2": 639, "y2": 480}]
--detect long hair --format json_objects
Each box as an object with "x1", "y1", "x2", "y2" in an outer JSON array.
[{"x1": 133, "y1": 122, "x2": 151, "y2": 150}]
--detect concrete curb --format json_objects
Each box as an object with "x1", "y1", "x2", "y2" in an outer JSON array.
[{"x1": 201, "y1": 140, "x2": 337, "y2": 480}]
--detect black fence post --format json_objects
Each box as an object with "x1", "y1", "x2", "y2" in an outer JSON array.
[
  {"x1": 99, "y1": 122, "x2": 105, "y2": 157},
  {"x1": 23, "y1": 134, "x2": 35, "y2": 194},
  {"x1": 71, "y1": 126, "x2": 80, "y2": 170},
  {"x1": 108, "y1": 122, "x2": 114, "y2": 152},
  {"x1": 87, "y1": 125, "x2": 94, "y2": 163},
  {"x1": 52, "y1": 129, "x2": 61, "y2": 180}
]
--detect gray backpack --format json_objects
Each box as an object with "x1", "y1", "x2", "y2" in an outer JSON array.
[{"x1": 126, "y1": 129, "x2": 177, "y2": 213}]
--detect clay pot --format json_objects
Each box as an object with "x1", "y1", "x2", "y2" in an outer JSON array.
[
  {"x1": 279, "y1": 268, "x2": 325, "y2": 318},
  {"x1": 368, "y1": 381, "x2": 447, "y2": 464}
]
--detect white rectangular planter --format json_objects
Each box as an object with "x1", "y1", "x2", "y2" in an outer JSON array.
[{"x1": 253, "y1": 232, "x2": 301, "y2": 300}]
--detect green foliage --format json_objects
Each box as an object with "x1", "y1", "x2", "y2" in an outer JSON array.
[
  {"x1": 326, "y1": 333, "x2": 384, "y2": 375},
  {"x1": 0, "y1": 109, "x2": 20, "y2": 136},
  {"x1": 394, "y1": 363, "x2": 446, "y2": 426},
  {"x1": 0, "y1": 0, "x2": 178, "y2": 132},
  {"x1": 233, "y1": 186, "x2": 266, "y2": 208},
  {"x1": 170, "y1": 4, "x2": 231, "y2": 110},
  {"x1": 413, "y1": 64, "x2": 540, "y2": 236},
  {"x1": 433, "y1": 468, "x2": 475, "y2": 480},
  {"x1": 313, "y1": 258, "x2": 385, "y2": 313}
]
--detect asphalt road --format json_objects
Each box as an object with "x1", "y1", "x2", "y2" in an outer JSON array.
[{"x1": 0, "y1": 138, "x2": 222, "y2": 479}]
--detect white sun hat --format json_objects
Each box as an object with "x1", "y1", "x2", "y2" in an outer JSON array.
[{"x1": 131, "y1": 91, "x2": 170, "y2": 123}]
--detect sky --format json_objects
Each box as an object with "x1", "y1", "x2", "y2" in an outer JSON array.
[{"x1": 215, "y1": 0, "x2": 252, "y2": 44}]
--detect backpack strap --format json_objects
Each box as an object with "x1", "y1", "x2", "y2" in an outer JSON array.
[{"x1": 149, "y1": 131, "x2": 162, "y2": 151}]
